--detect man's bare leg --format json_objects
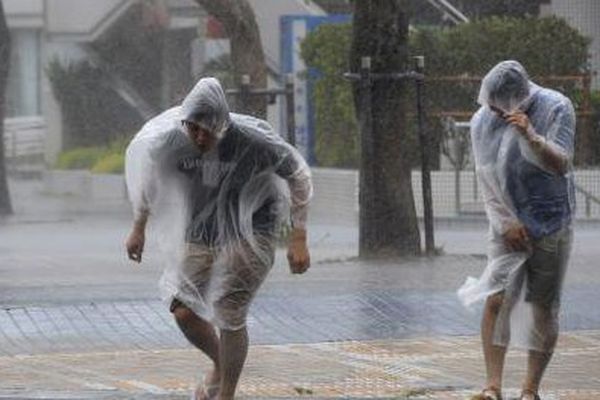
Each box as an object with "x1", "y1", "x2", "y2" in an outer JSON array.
[
  {"x1": 481, "y1": 292, "x2": 508, "y2": 395},
  {"x1": 522, "y1": 304, "x2": 558, "y2": 397},
  {"x1": 218, "y1": 327, "x2": 248, "y2": 400},
  {"x1": 172, "y1": 305, "x2": 221, "y2": 397}
]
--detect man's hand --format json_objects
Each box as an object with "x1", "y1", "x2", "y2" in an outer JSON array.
[
  {"x1": 503, "y1": 222, "x2": 531, "y2": 252},
  {"x1": 504, "y1": 111, "x2": 530, "y2": 137},
  {"x1": 287, "y1": 228, "x2": 310, "y2": 274},
  {"x1": 126, "y1": 228, "x2": 145, "y2": 263}
]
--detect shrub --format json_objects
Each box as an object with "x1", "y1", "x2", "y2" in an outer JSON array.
[
  {"x1": 91, "y1": 152, "x2": 125, "y2": 174},
  {"x1": 54, "y1": 135, "x2": 130, "y2": 173},
  {"x1": 54, "y1": 147, "x2": 107, "y2": 170}
]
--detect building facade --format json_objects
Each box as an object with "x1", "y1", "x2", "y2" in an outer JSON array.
[
  {"x1": 4, "y1": 0, "x2": 326, "y2": 169},
  {"x1": 5, "y1": 0, "x2": 202, "y2": 167}
]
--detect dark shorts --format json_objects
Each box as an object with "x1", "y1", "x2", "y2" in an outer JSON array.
[{"x1": 524, "y1": 226, "x2": 572, "y2": 307}]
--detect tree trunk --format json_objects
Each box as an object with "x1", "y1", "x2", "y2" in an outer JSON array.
[
  {"x1": 0, "y1": 0, "x2": 12, "y2": 215},
  {"x1": 195, "y1": 0, "x2": 267, "y2": 118},
  {"x1": 351, "y1": 0, "x2": 421, "y2": 257}
]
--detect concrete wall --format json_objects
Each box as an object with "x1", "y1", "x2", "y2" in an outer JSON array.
[
  {"x1": 6, "y1": 0, "x2": 132, "y2": 37},
  {"x1": 43, "y1": 170, "x2": 127, "y2": 201},
  {"x1": 45, "y1": 0, "x2": 129, "y2": 39},
  {"x1": 4, "y1": 0, "x2": 44, "y2": 28}
]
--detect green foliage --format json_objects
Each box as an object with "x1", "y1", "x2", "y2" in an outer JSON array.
[
  {"x1": 411, "y1": 16, "x2": 589, "y2": 77},
  {"x1": 91, "y1": 152, "x2": 125, "y2": 174},
  {"x1": 54, "y1": 135, "x2": 130, "y2": 174},
  {"x1": 301, "y1": 23, "x2": 358, "y2": 168},
  {"x1": 55, "y1": 147, "x2": 107, "y2": 170},
  {"x1": 301, "y1": 16, "x2": 591, "y2": 168}
]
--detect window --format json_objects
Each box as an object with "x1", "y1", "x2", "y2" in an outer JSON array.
[{"x1": 6, "y1": 29, "x2": 41, "y2": 118}]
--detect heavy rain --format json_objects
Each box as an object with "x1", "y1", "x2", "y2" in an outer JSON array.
[{"x1": 0, "y1": 1, "x2": 599, "y2": 399}]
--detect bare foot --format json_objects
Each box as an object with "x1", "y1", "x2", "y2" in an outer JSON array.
[
  {"x1": 471, "y1": 387, "x2": 502, "y2": 400},
  {"x1": 193, "y1": 368, "x2": 220, "y2": 400},
  {"x1": 520, "y1": 389, "x2": 540, "y2": 400}
]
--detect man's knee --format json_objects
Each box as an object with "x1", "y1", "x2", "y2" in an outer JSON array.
[
  {"x1": 485, "y1": 292, "x2": 505, "y2": 315},
  {"x1": 213, "y1": 291, "x2": 251, "y2": 330},
  {"x1": 171, "y1": 301, "x2": 196, "y2": 325}
]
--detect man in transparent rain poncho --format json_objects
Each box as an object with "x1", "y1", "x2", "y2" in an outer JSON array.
[
  {"x1": 458, "y1": 61, "x2": 575, "y2": 400},
  {"x1": 124, "y1": 77, "x2": 312, "y2": 400}
]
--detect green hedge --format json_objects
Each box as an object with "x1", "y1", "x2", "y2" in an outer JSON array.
[
  {"x1": 55, "y1": 136, "x2": 130, "y2": 174},
  {"x1": 301, "y1": 16, "x2": 591, "y2": 168},
  {"x1": 54, "y1": 147, "x2": 107, "y2": 170},
  {"x1": 91, "y1": 152, "x2": 125, "y2": 174}
]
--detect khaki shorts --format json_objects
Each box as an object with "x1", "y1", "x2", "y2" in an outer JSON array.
[
  {"x1": 170, "y1": 239, "x2": 275, "y2": 330},
  {"x1": 524, "y1": 226, "x2": 572, "y2": 307}
]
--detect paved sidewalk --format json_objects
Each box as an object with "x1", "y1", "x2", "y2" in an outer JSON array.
[{"x1": 0, "y1": 331, "x2": 599, "y2": 399}]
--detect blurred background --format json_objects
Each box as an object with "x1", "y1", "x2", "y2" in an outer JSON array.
[{"x1": 0, "y1": 1, "x2": 599, "y2": 399}]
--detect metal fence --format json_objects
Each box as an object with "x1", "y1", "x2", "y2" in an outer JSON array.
[
  {"x1": 310, "y1": 166, "x2": 600, "y2": 226},
  {"x1": 436, "y1": 118, "x2": 600, "y2": 220}
]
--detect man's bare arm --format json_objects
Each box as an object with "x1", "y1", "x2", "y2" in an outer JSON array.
[
  {"x1": 126, "y1": 209, "x2": 149, "y2": 263},
  {"x1": 505, "y1": 111, "x2": 569, "y2": 174}
]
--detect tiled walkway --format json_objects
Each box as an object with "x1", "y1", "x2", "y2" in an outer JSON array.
[{"x1": 1, "y1": 331, "x2": 599, "y2": 399}]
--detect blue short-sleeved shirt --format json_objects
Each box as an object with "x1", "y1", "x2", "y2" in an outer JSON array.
[{"x1": 505, "y1": 89, "x2": 576, "y2": 239}]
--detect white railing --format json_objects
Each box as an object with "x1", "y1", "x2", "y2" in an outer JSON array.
[{"x1": 3, "y1": 116, "x2": 46, "y2": 161}]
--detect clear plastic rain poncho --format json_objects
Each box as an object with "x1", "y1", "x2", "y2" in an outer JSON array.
[
  {"x1": 457, "y1": 61, "x2": 575, "y2": 352},
  {"x1": 125, "y1": 78, "x2": 312, "y2": 330}
]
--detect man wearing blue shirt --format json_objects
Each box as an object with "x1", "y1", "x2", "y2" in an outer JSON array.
[{"x1": 460, "y1": 61, "x2": 575, "y2": 400}]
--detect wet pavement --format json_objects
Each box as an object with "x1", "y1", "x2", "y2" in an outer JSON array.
[
  {"x1": 1, "y1": 178, "x2": 600, "y2": 399},
  {"x1": 0, "y1": 330, "x2": 599, "y2": 400}
]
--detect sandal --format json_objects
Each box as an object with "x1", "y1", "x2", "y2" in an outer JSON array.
[
  {"x1": 470, "y1": 386, "x2": 503, "y2": 400},
  {"x1": 520, "y1": 389, "x2": 541, "y2": 400}
]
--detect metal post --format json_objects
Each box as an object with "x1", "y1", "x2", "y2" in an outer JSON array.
[
  {"x1": 11, "y1": 128, "x2": 17, "y2": 162},
  {"x1": 454, "y1": 134, "x2": 464, "y2": 215},
  {"x1": 586, "y1": 197, "x2": 591, "y2": 218},
  {"x1": 239, "y1": 74, "x2": 251, "y2": 114},
  {"x1": 455, "y1": 164, "x2": 461, "y2": 215},
  {"x1": 473, "y1": 166, "x2": 478, "y2": 203},
  {"x1": 581, "y1": 72, "x2": 592, "y2": 166},
  {"x1": 414, "y1": 56, "x2": 435, "y2": 255},
  {"x1": 285, "y1": 74, "x2": 296, "y2": 147},
  {"x1": 358, "y1": 56, "x2": 373, "y2": 256}
]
